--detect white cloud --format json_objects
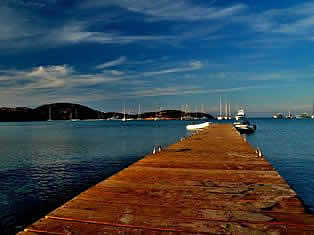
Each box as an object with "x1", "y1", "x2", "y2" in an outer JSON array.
[
  {"x1": 72, "y1": 74, "x2": 122, "y2": 86},
  {"x1": 0, "y1": 64, "x2": 126, "y2": 106},
  {"x1": 96, "y1": 56, "x2": 127, "y2": 69},
  {"x1": 122, "y1": 85, "x2": 270, "y2": 98},
  {"x1": 110, "y1": 70, "x2": 125, "y2": 76},
  {"x1": 0, "y1": 64, "x2": 123, "y2": 90},
  {"x1": 42, "y1": 21, "x2": 176, "y2": 47},
  {"x1": 241, "y1": 2, "x2": 314, "y2": 40},
  {"x1": 0, "y1": 8, "x2": 175, "y2": 51},
  {"x1": 81, "y1": 0, "x2": 246, "y2": 21},
  {"x1": 142, "y1": 60, "x2": 203, "y2": 77}
]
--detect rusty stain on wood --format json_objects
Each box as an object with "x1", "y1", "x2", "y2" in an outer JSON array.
[{"x1": 18, "y1": 124, "x2": 314, "y2": 234}]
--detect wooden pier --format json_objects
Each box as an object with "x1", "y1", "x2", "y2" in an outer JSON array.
[{"x1": 20, "y1": 124, "x2": 314, "y2": 234}]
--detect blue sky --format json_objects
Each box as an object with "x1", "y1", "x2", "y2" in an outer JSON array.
[{"x1": 0, "y1": 0, "x2": 314, "y2": 115}]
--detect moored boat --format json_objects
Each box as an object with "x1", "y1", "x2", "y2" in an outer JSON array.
[
  {"x1": 235, "y1": 108, "x2": 245, "y2": 121},
  {"x1": 217, "y1": 96, "x2": 223, "y2": 120},
  {"x1": 272, "y1": 113, "x2": 283, "y2": 119},
  {"x1": 296, "y1": 113, "x2": 310, "y2": 119},
  {"x1": 233, "y1": 109, "x2": 256, "y2": 134},
  {"x1": 186, "y1": 122, "x2": 211, "y2": 130},
  {"x1": 286, "y1": 112, "x2": 293, "y2": 119}
]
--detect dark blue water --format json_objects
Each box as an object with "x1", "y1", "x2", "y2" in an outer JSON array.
[
  {"x1": 1, "y1": 119, "x2": 314, "y2": 234},
  {"x1": 0, "y1": 120, "x2": 194, "y2": 234},
  {"x1": 247, "y1": 118, "x2": 314, "y2": 213}
]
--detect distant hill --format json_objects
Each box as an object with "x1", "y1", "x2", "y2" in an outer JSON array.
[
  {"x1": 35, "y1": 103, "x2": 101, "y2": 120},
  {"x1": 0, "y1": 103, "x2": 102, "y2": 121},
  {"x1": 0, "y1": 107, "x2": 36, "y2": 122},
  {"x1": 0, "y1": 103, "x2": 214, "y2": 121}
]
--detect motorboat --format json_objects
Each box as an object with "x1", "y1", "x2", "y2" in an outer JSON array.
[
  {"x1": 235, "y1": 108, "x2": 245, "y2": 121},
  {"x1": 233, "y1": 109, "x2": 256, "y2": 134},
  {"x1": 272, "y1": 113, "x2": 283, "y2": 119},
  {"x1": 296, "y1": 113, "x2": 310, "y2": 119},
  {"x1": 233, "y1": 120, "x2": 256, "y2": 134}
]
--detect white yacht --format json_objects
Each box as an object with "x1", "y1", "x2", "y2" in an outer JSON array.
[
  {"x1": 233, "y1": 108, "x2": 256, "y2": 134},
  {"x1": 235, "y1": 108, "x2": 245, "y2": 121}
]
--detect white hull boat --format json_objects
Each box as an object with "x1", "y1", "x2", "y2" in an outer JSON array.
[
  {"x1": 186, "y1": 122, "x2": 211, "y2": 130},
  {"x1": 233, "y1": 108, "x2": 256, "y2": 134}
]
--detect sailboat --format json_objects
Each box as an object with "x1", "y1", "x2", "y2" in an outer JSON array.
[
  {"x1": 217, "y1": 97, "x2": 223, "y2": 120},
  {"x1": 71, "y1": 107, "x2": 80, "y2": 121},
  {"x1": 122, "y1": 105, "x2": 127, "y2": 122},
  {"x1": 286, "y1": 111, "x2": 293, "y2": 119},
  {"x1": 224, "y1": 103, "x2": 228, "y2": 120},
  {"x1": 228, "y1": 104, "x2": 232, "y2": 120},
  {"x1": 48, "y1": 105, "x2": 53, "y2": 121},
  {"x1": 97, "y1": 112, "x2": 105, "y2": 121},
  {"x1": 137, "y1": 104, "x2": 142, "y2": 120}
]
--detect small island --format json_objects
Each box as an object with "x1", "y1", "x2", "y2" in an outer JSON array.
[{"x1": 0, "y1": 103, "x2": 214, "y2": 122}]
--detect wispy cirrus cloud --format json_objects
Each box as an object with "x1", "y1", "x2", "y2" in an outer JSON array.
[
  {"x1": 96, "y1": 56, "x2": 127, "y2": 69},
  {"x1": 50, "y1": 22, "x2": 175, "y2": 45},
  {"x1": 3, "y1": 0, "x2": 50, "y2": 8},
  {"x1": 240, "y1": 2, "x2": 314, "y2": 40},
  {"x1": 0, "y1": 64, "x2": 123, "y2": 90},
  {"x1": 0, "y1": 7, "x2": 175, "y2": 51},
  {"x1": 122, "y1": 85, "x2": 272, "y2": 98},
  {"x1": 81, "y1": 0, "x2": 247, "y2": 22},
  {"x1": 142, "y1": 60, "x2": 203, "y2": 77}
]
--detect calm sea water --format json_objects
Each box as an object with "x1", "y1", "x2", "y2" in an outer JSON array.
[
  {"x1": 247, "y1": 118, "x2": 314, "y2": 213},
  {"x1": 1, "y1": 119, "x2": 314, "y2": 234},
  {"x1": 0, "y1": 120, "x2": 193, "y2": 234}
]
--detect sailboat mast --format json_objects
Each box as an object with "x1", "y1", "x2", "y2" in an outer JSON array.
[
  {"x1": 49, "y1": 105, "x2": 52, "y2": 121},
  {"x1": 225, "y1": 103, "x2": 228, "y2": 118},
  {"x1": 123, "y1": 104, "x2": 126, "y2": 119},
  {"x1": 229, "y1": 104, "x2": 231, "y2": 118},
  {"x1": 219, "y1": 96, "x2": 222, "y2": 116}
]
